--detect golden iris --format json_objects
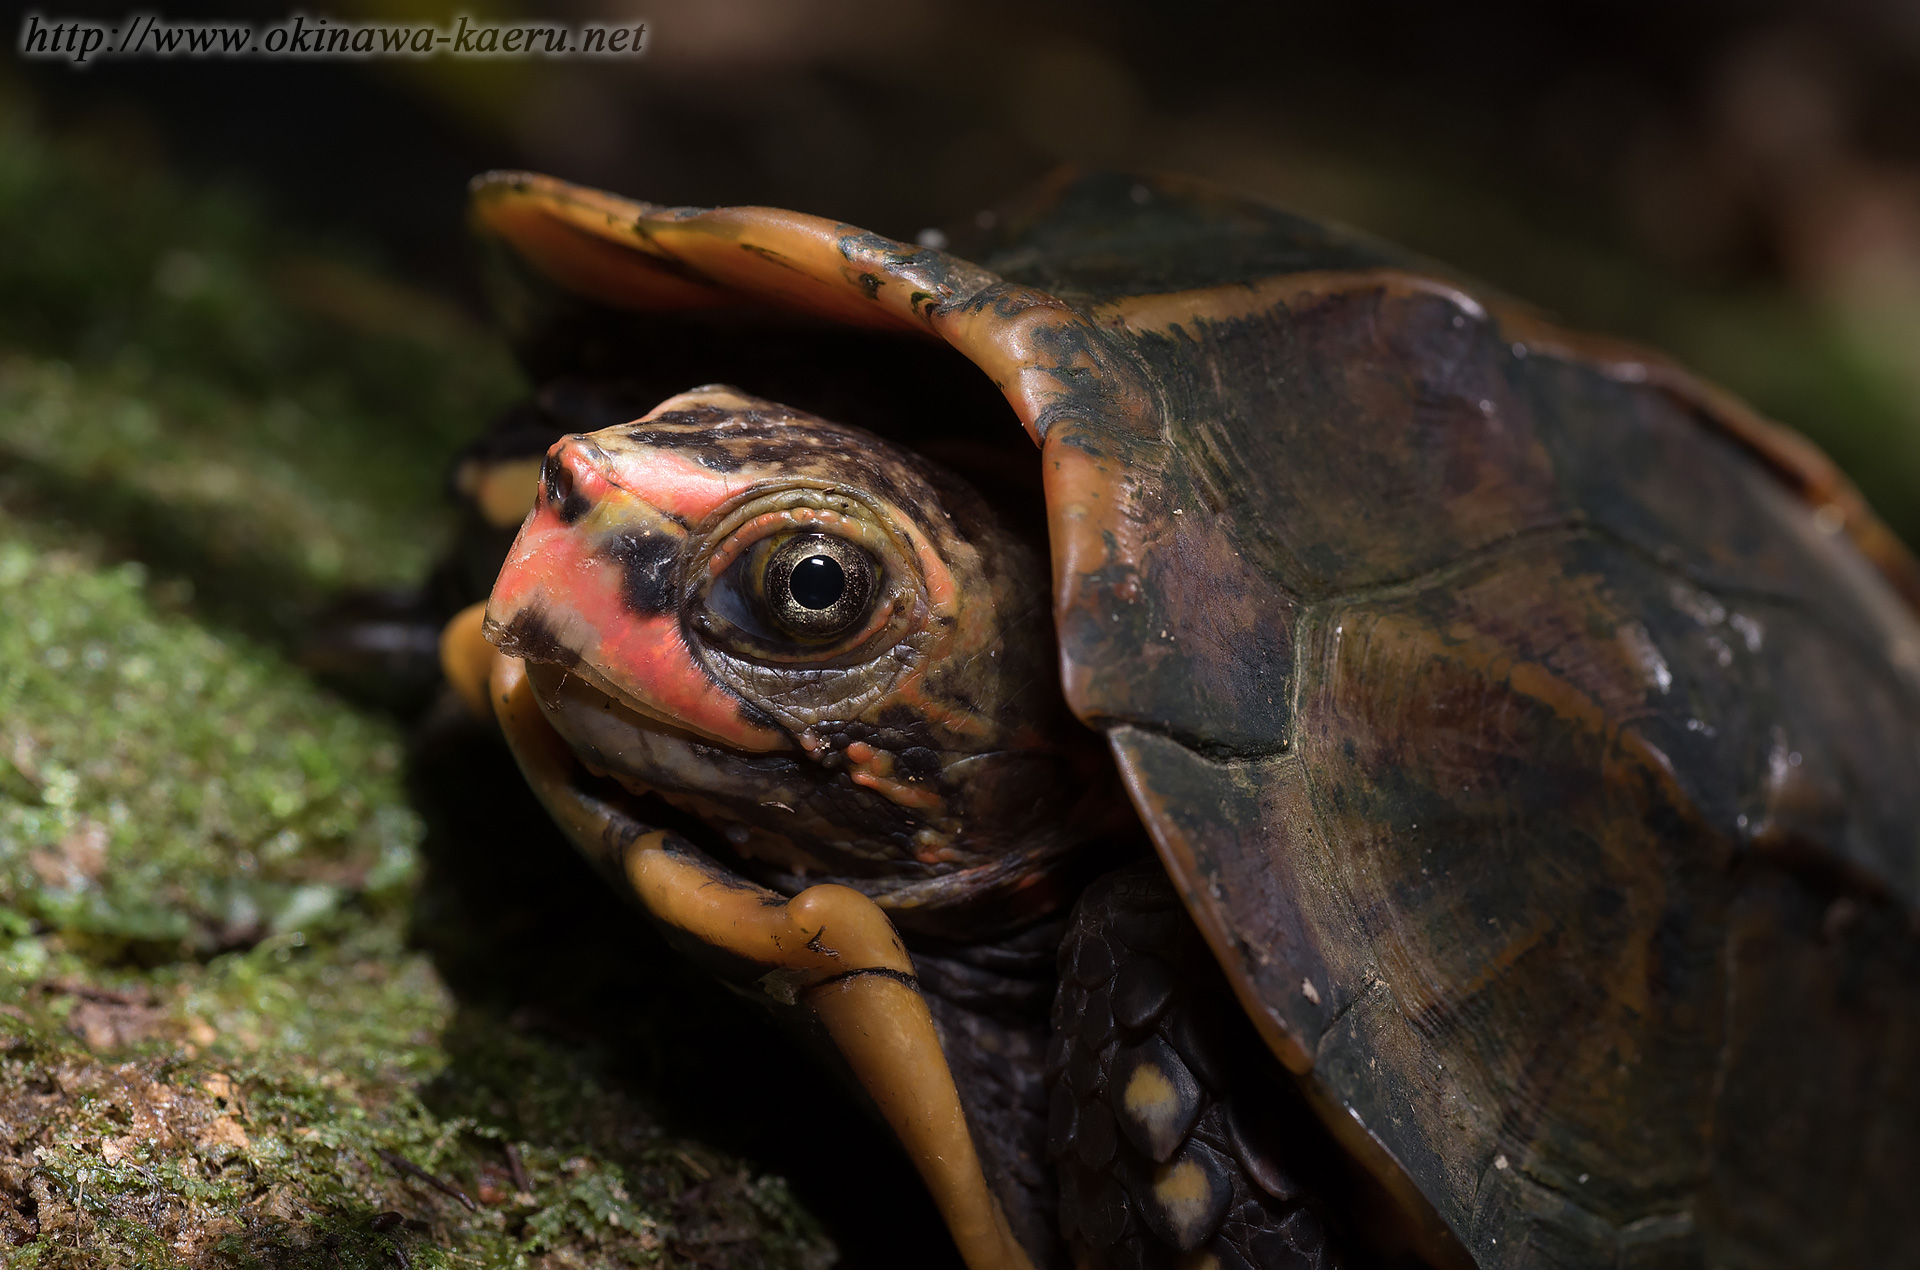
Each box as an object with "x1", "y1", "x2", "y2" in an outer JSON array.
[{"x1": 762, "y1": 534, "x2": 876, "y2": 641}]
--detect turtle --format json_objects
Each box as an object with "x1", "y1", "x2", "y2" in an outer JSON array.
[{"x1": 436, "y1": 168, "x2": 1920, "y2": 1270}]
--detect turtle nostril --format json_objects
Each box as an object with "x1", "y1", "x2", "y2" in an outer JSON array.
[
  {"x1": 541, "y1": 453, "x2": 568, "y2": 504},
  {"x1": 543, "y1": 449, "x2": 593, "y2": 524}
]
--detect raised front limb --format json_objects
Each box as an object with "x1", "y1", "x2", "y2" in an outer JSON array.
[{"x1": 439, "y1": 603, "x2": 1036, "y2": 1270}]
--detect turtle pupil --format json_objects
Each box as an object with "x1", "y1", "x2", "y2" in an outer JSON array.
[
  {"x1": 751, "y1": 532, "x2": 877, "y2": 643},
  {"x1": 790, "y1": 555, "x2": 845, "y2": 610}
]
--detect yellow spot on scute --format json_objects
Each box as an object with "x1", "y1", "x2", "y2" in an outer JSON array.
[
  {"x1": 1124, "y1": 1062, "x2": 1177, "y2": 1123},
  {"x1": 1152, "y1": 1156, "x2": 1218, "y2": 1248}
]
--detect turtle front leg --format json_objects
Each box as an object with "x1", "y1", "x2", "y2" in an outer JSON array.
[
  {"x1": 913, "y1": 925, "x2": 1069, "y2": 1266},
  {"x1": 1051, "y1": 863, "x2": 1352, "y2": 1270},
  {"x1": 463, "y1": 636, "x2": 1037, "y2": 1270}
]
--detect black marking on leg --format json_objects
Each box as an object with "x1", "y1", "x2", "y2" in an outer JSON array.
[{"x1": 807, "y1": 966, "x2": 919, "y2": 993}]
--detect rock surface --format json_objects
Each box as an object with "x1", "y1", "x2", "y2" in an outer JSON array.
[{"x1": 0, "y1": 99, "x2": 834, "y2": 1269}]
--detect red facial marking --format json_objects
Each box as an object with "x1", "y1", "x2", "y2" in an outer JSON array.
[
  {"x1": 489, "y1": 463, "x2": 790, "y2": 754},
  {"x1": 597, "y1": 444, "x2": 743, "y2": 524}
]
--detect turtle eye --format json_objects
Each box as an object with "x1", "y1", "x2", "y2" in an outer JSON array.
[{"x1": 762, "y1": 534, "x2": 876, "y2": 641}]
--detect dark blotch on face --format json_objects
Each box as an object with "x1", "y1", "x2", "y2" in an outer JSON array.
[
  {"x1": 624, "y1": 410, "x2": 817, "y2": 475},
  {"x1": 494, "y1": 607, "x2": 582, "y2": 669},
  {"x1": 542, "y1": 452, "x2": 593, "y2": 524},
  {"x1": 604, "y1": 531, "x2": 681, "y2": 615}
]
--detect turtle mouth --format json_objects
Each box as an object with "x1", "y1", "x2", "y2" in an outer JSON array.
[
  {"x1": 505, "y1": 624, "x2": 794, "y2": 756},
  {"x1": 514, "y1": 656, "x2": 1100, "y2": 936},
  {"x1": 569, "y1": 667, "x2": 748, "y2": 749},
  {"x1": 519, "y1": 658, "x2": 840, "y2": 883},
  {"x1": 531, "y1": 657, "x2": 793, "y2": 769}
]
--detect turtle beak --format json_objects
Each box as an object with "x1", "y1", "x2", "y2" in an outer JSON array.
[{"x1": 483, "y1": 436, "x2": 793, "y2": 754}]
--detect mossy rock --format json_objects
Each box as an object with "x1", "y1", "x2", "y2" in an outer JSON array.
[{"x1": 0, "y1": 95, "x2": 834, "y2": 1268}]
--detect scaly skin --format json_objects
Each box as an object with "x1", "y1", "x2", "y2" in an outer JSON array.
[
  {"x1": 471, "y1": 383, "x2": 1148, "y2": 1267},
  {"x1": 483, "y1": 383, "x2": 1119, "y2": 934}
]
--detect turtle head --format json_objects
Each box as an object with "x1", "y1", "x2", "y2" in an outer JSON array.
[{"x1": 484, "y1": 385, "x2": 1111, "y2": 922}]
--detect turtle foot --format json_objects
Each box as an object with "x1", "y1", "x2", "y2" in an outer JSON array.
[{"x1": 1049, "y1": 863, "x2": 1354, "y2": 1270}]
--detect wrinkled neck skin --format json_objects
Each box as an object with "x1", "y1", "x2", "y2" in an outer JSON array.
[{"x1": 484, "y1": 385, "x2": 1123, "y2": 940}]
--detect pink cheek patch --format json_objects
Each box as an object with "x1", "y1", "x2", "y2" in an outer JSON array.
[
  {"x1": 576, "y1": 571, "x2": 789, "y2": 752},
  {"x1": 489, "y1": 503, "x2": 789, "y2": 754},
  {"x1": 490, "y1": 505, "x2": 583, "y2": 615}
]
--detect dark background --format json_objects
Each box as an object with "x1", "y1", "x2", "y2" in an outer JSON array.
[{"x1": 8, "y1": 0, "x2": 1920, "y2": 542}]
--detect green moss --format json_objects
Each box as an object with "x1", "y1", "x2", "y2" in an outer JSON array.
[
  {"x1": 0, "y1": 92, "x2": 522, "y2": 641},
  {"x1": 0, "y1": 922, "x2": 830, "y2": 1268},
  {"x1": 0, "y1": 95, "x2": 834, "y2": 1268},
  {"x1": 0, "y1": 493, "x2": 829, "y2": 1267},
  {"x1": 0, "y1": 521, "x2": 417, "y2": 963}
]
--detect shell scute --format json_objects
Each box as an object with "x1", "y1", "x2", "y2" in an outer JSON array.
[
  {"x1": 1108, "y1": 281, "x2": 1573, "y2": 599},
  {"x1": 473, "y1": 166, "x2": 1920, "y2": 1268}
]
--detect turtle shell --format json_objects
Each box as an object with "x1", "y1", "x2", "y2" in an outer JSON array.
[{"x1": 470, "y1": 168, "x2": 1920, "y2": 1267}]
